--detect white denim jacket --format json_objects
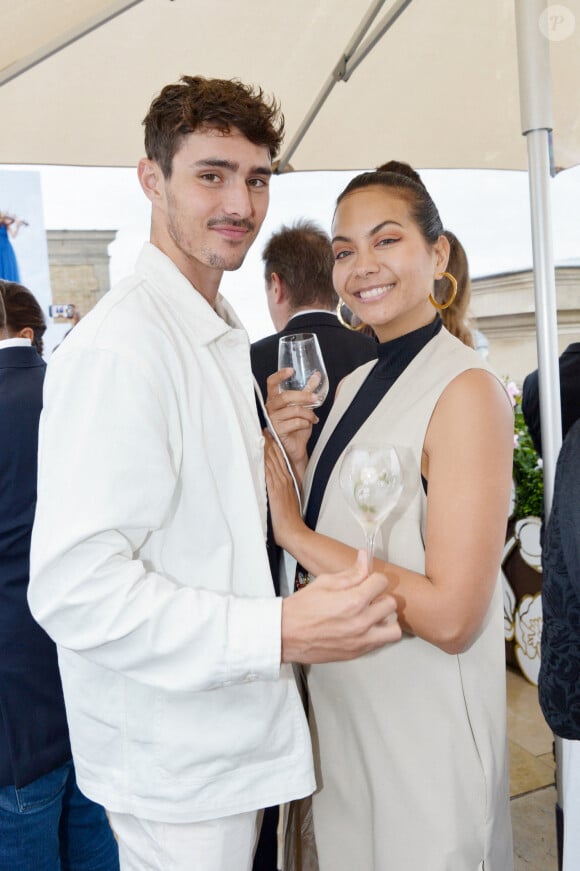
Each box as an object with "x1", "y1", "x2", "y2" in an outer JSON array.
[{"x1": 29, "y1": 244, "x2": 314, "y2": 822}]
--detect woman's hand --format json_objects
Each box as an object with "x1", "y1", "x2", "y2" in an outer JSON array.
[
  {"x1": 264, "y1": 431, "x2": 306, "y2": 550},
  {"x1": 265, "y1": 368, "x2": 318, "y2": 479}
]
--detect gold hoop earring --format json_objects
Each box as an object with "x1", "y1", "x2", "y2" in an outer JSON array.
[
  {"x1": 429, "y1": 272, "x2": 458, "y2": 311},
  {"x1": 336, "y1": 299, "x2": 366, "y2": 331}
]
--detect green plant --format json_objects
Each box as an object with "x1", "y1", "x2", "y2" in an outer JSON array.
[{"x1": 507, "y1": 381, "x2": 544, "y2": 520}]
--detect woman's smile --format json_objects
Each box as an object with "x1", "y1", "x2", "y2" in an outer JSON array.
[{"x1": 354, "y1": 283, "x2": 396, "y2": 302}]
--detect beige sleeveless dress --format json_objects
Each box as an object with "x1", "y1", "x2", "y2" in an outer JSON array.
[{"x1": 299, "y1": 329, "x2": 513, "y2": 871}]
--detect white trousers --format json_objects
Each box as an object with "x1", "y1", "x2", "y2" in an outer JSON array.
[
  {"x1": 109, "y1": 809, "x2": 259, "y2": 871},
  {"x1": 563, "y1": 738, "x2": 580, "y2": 871}
]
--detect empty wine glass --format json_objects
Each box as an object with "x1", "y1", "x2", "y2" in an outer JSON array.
[
  {"x1": 278, "y1": 333, "x2": 329, "y2": 408},
  {"x1": 339, "y1": 443, "x2": 403, "y2": 571}
]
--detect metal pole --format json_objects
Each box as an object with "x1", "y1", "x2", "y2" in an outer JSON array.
[
  {"x1": 0, "y1": 0, "x2": 144, "y2": 88},
  {"x1": 515, "y1": 0, "x2": 563, "y2": 865},
  {"x1": 276, "y1": 0, "x2": 413, "y2": 172},
  {"x1": 342, "y1": 0, "x2": 414, "y2": 80},
  {"x1": 524, "y1": 130, "x2": 563, "y2": 506}
]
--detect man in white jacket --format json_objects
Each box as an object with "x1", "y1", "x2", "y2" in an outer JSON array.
[{"x1": 28, "y1": 75, "x2": 400, "y2": 871}]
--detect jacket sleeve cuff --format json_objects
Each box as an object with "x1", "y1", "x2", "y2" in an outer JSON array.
[{"x1": 225, "y1": 595, "x2": 282, "y2": 684}]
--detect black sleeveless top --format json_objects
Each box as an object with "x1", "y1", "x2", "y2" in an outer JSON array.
[{"x1": 304, "y1": 316, "x2": 442, "y2": 532}]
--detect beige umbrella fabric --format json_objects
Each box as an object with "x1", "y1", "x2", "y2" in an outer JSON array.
[{"x1": 0, "y1": 0, "x2": 578, "y2": 171}]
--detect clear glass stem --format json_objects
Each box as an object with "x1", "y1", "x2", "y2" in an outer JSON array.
[{"x1": 365, "y1": 527, "x2": 377, "y2": 574}]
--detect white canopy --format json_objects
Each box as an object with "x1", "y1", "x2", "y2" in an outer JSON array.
[{"x1": 0, "y1": 0, "x2": 578, "y2": 171}]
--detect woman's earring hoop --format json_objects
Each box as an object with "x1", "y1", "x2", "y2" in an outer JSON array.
[
  {"x1": 336, "y1": 299, "x2": 366, "y2": 331},
  {"x1": 429, "y1": 272, "x2": 458, "y2": 311}
]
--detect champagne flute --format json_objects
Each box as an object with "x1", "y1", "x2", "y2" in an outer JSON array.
[
  {"x1": 339, "y1": 443, "x2": 403, "y2": 571},
  {"x1": 278, "y1": 332, "x2": 329, "y2": 408}
]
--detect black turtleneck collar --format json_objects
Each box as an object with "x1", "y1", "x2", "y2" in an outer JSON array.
[{"x1": 373, "y1": 315, "x2": 442, "y2": 380}]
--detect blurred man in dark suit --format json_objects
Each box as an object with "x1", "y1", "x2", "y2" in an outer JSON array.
[
  {"x1": 0, "y1": 280, "x2": 119, "y2": 871},
  {"x1": 522, "y1": 342, "x2": 580, "y2": 457},
  {"x1": 538, "y1": 417, "x2": 580, "y2": 871},
  {"x1": 251, "y1": 220, "x2": 377, "y2": 457}
]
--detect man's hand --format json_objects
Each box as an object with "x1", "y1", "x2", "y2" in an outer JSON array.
[{"x1": 281, "y1": 550, "x2": 401, "y2": 663}]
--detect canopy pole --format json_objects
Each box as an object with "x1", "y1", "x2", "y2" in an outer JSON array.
[
  {"x1": 0, "y1": 0, "x2": 144, "y2": 88},
  {"x1": 515, "y1": 0, "x2": 561, "y2": 505},
  {"x1": 342, "y1": 0, "x2": 414, "y2": 80},
  {"x1": 276, "y1": 0, "x2": 413, "y2": 172},
  {"x1": 524, "y1": 129, "x2": 562, "y2": 498},
  {"x1": 525, "y1": 126, "x2": 565, "y2": 861},
  {"x1": 515, "y1": 0, "x2": 563, "y2": 864}
]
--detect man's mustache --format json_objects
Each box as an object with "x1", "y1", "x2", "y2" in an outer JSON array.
[{"x1": 207, "y1": 217, "x2": 255, "y2": 232}]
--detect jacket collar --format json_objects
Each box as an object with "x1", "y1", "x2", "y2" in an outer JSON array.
[
  {"x1": 283, "y1": 311, "x2": 338, "y2": 333},
  {"x1": 135, "y1": 243, "x2": 246, "y2": 346},
  {"x1": 0, "y1": 345, "x2": 46, "y2": 369}
]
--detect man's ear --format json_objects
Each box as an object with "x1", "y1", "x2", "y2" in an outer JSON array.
[
  {"x1": 138, "y1": 158, "x2": 164, "y2": 203},
  {"x1": 270, "y1": 272, "x2": 286, "y2": 305}
]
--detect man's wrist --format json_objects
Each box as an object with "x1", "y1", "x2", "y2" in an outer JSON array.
[{"x1": 280, "y1": 594, "x2": 303, "y2": 664}]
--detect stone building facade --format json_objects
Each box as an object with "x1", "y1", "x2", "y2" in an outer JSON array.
[
  {"x1": 46, "y1": 229, "x2": 116, "y2": 320},
  {"x1": 471, "y1": 264, "x2": 580, "y2": 384}
]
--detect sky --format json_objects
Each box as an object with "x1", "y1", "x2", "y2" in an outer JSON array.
[{"x1": 2, "y1": 162, "x2": 580, "y2": 343}]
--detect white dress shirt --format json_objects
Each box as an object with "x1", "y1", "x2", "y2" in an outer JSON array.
[{"x1": 0, "y1": 337, "x2": 32, "y2": 349}]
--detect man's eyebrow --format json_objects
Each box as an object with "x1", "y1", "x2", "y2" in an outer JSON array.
[
  {"x1": 332, "y1": 219, "x2": 403, "y2": 245},
  {"x1": 194, "y1": 158, "x2": 238, "y2": 171},
  {"x1": 193, "y1": 158, "x2": 272, "y2": 176},
  {"x1": 250, "y1": 165, "x2": 273, "y2": 177}
]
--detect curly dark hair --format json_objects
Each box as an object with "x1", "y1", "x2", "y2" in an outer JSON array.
[
  {"x1": 0, "y1": 280, "x2": 46, "y2": 356},
  {"x1": 143, "y1": 75, "x2": 285, "y2": 178}
]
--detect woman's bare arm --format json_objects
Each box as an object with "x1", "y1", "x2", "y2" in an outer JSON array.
[{"x1": 265, "y1": 368, "x2": 514, "y2": 654}]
